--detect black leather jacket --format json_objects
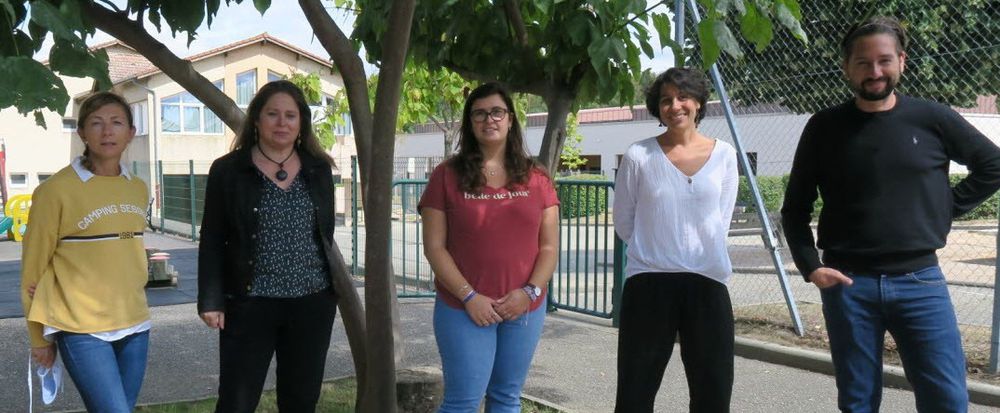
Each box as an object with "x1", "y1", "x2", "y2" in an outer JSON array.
[{"x1": 197, "y1": 147, "x2": 338, "y2": 313}]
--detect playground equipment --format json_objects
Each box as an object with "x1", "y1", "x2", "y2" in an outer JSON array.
[
  {"x1": 4, "y1": 194, "x2": 31, "y2": 242},
  {"x1": 145, "y1": 249, "x2": 179, "y2": 288}
]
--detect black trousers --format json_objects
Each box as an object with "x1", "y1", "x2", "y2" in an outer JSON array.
[
  {"x1": 614, "y1": 272, "x2": 734, "y2": 413},
  {"x1": 215, "y1": 290, "x2": 338, "y2": 413}
]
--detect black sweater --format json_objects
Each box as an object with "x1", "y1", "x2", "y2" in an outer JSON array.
[{"x1": 781, "y1": 94, "x2": 1000, "y2": 279}]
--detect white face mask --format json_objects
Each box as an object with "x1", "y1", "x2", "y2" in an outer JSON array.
[{"x1": 28, "y1": 353, "x2": 63, "y2": 410}]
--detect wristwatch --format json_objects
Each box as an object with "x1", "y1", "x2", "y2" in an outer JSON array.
[{"x1": 522, "y1": 283, "x2": 542, "y2": 302}]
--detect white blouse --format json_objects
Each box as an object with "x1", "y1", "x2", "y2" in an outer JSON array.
[{"x1": 613, "y1": 137, "x2": 739, "y2": 285}]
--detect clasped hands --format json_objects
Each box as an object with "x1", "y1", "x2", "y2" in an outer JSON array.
[{"x1": 464, "y1": 289, "x2": 532, "y2": 327}]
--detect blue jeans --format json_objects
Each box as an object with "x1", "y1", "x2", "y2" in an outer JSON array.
[
  {"x1": 56, "y1": 330, "x2": 149, "y2": 413},
  {"x1": 434, "y1": 298, "x2": 546, "y2": 413},
  {"x1": 820, "y1": 266, "x2": 967, "y2": 413}
]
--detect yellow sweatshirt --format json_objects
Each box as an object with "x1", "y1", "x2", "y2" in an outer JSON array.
[{"x1": 21, "y1": 161, "x2": 150, "y2": 348}]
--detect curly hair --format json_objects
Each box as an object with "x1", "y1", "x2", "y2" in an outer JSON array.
[{"x1": 448, "y1": 83, "x2": 541, "y2": 193}]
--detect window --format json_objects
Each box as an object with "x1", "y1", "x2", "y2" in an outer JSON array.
[
  {"x1": 38, "y1": 173, "x2": 53, "y2": 183},
  {"x1": 335, "y1": 113, "x2": 353, "y2": 136},
  {"x1": 237, "y1": 70, "x2": 257, "y2": 107},
  {"x1": 130, "y1": 101, "x2": 148, "y2": 135},
  {"x1": 267, "y1": 71, "x2": 283, "y2": 83},
  {"x1": 10, "y1": 173, "x2": 27, "y2": 188},
  {"x1": 161, "y1": 81, "x2": 224, "y2": 134},
  {"x1": 62, "y1": 119, "x2": 77, "y2": 132}
]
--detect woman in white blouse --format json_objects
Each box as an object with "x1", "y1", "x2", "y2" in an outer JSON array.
[{"x1": 613, "y1": 67, "x2": 738, "y2": 413}]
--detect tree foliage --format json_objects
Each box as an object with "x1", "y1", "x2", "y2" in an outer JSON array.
[
  {"x1": 1, "y1": 0, "x2": 111, "y2": 125},
  {"x1": 706, "y1": 1, "x2": 1000, "y2": 113},
  {"x1": 350, "y1": 0, "x2": 806, "y2": 171},
  {"x1": 560, "y1": 112, "x2": 587, "y2": 172},
  {"x1": 287, "y1": 71, "x2": 338, "y2": 149}
]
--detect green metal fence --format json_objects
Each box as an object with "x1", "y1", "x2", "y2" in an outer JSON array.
[
  {"x1": 550, "y1": 179, "x2": 623, "y2": 323},
  {"x1": 391, "y1": 179, "x2": 436, "y2": 298}
]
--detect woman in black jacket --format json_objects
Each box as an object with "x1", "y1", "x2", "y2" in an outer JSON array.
[{"x1": 198, "y1": 80, "x2": 339, "y2": 412}]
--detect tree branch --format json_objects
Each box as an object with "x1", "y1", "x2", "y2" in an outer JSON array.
[
  {"x1": 615, "y1": 0, "x2": 669, "y2": 36},
  {"x1": 299, "y1": 0, "x2": 373, "y2": 195},
  {"x1": 502, "y1": 0, "x2": 529, "y2": 47},
  {"x1": 80, "y1": 2, "x2": 244, "y2": 131},
  {"x1": 442, "y1": 62, "x2": 549, "y2": 96}
]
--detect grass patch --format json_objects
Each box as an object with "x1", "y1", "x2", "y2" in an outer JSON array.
[
  {"x1": 137, "y1": 377, "x2": 562, "y2": 412},
  {"x1": 734, "y1": 302, "x2": 1000, "y2": 386}
]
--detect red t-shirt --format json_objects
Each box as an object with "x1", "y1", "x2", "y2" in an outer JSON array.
[{"x1": 418, "y1": 163, "x2": 559, "y2": 310}]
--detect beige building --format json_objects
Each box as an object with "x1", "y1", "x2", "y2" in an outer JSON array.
[{"x1": 0, "y1": 33, "x2": 356, "y2": 218}]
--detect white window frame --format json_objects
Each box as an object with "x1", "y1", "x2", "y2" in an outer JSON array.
[
  {"x1": 130, "y1": 101, "x2": 148, "y2": 135},
  {"x1": 160, "y1": 80, "x2": 224, "y2": 135},
  {"x1": 9, "y1": 173, "x2": 27, "y2": 188},
  {"x1": 62, "y1": 119, "x2": 77, "y2": 133},
  {"x1": 236, "y1": 70, "x2": 257, "y2": 109},
  {"x1": 37, "y1": 173, "x2": 53, "y2": 183}
]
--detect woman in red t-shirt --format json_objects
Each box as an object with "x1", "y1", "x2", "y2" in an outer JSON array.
[{"x1": 419, "y1": 83, "x2": 559, "y2": 412}]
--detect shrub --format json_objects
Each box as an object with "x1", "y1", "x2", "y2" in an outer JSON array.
[
  {"x1": 951, "y1": 174, "x2": 1000, "y2": 221},
  {"x1": 556, "y1": 174, "x2": 611, "y2": 219}
]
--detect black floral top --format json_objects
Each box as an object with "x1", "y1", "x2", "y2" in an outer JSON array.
[{"x1": 249, "y1": 172, "x2": 330, "y2": 297}]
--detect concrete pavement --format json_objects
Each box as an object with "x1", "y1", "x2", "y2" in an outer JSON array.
[
  {"x1": 1, "y1": 298, "x2": 999, "y2": 412},
  {"x1": 2, "y1": 232, "x2": 999, "y2": 412}
]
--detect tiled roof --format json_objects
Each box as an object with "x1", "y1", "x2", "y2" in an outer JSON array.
[
  {"x1": 82, "y1": 33, "x2": 332, "y2": 84},
  {"x1": 104, "y1": 43, "x2": 159, "y2": 84}
]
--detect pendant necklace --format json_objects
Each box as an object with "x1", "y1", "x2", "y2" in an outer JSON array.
[{"x1": 257, "y1": 145, "x2": 294, "y2": 181}]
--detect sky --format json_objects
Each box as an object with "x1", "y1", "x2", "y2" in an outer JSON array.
[{"x1": 33, "y1": 1, "x2": 676, "y2": 75}]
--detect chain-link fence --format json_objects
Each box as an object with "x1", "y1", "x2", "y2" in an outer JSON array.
[{"x1": 686, "y1": 0, "x2": 1000, "y2": 374}]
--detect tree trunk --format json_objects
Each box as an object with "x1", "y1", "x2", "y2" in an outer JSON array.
[
  {"x1": 298, "y1": 0, "x2": 375, "y2": 198},
  {"x1": 443, "y1": 127, "x2": 459, "y2": 157},
  {"x1": 360, "y1": 1, "x2": 417, "y2": 412},
  {"x1": 535, "y1": 91, "x2": 576, "y2": 173}
]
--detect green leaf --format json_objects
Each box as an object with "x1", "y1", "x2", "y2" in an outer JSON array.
[
  {"x1": 27, "y1": 20, "x2": 49, "y2": 51},
  {"x1": 30, "y1": 0, "x2": 77, "y2": 42},
  {"x1": 148, "y1": 9, "x2": 161, "y2": 31},
  {"x1": 712, "y1": 19, "x2": 743, "y2": 60},
  {"x1": 778, "y1": 0, "x2": 802, "y2": 20},
  {"x1": 638, "y1": 37, "x2": 654, "y2": 59},
  {"x1": 739, "y1": 2, "x2": 773, "y2": 52},
  {"x1": 34, "y1": 111, "x2": 45, "y2": 128},
  {"x1": 49, "y1": 42, "x2": 112, "y2": 90},
  {"x1": 253, "y1": 0, "x2": 272, "y2": 15},
  {"x1": 651, "y1": 13, "x2": 673, "y2": 52},
  {"x1": 697, "y1": 19, "x2": 721, "y2": 69},
  {"x1": 775, "y1": 0, "x2": 808, "y2": 43},
  {"x1": 0, "y1": 56, "x2": 69, "y2": 120}
]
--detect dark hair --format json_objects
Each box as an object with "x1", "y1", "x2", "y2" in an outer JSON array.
[
  {"x1": 644, "y1": 67, "x2": 711, "y2": 126},
  {"x1": 232, "y1": 80, "x2": 334, "y2": 166},
  {"x1": 448, "y1": 83, "x2": 540, "y2": 193},
  {"x1": 77, "y1": 91, "x2": 134, "y2": 172},
  {"x1": 841, "y1": 16, "x2": 908, "y2": 61}
]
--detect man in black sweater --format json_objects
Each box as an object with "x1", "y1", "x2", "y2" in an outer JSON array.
[{"x1": 781, "y1": 16, "x2": 1000, "y2": 413}]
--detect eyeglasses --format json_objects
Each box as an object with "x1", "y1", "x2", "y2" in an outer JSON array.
[{"x1": 471, "y1": 107, "x2": 509, "y2": 123}]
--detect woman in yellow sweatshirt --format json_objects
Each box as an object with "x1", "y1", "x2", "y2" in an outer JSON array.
[{"x1": 21, "y1": 91, "x2": 150, "y2": 412}]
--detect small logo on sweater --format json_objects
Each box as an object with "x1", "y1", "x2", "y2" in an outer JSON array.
[{"x1": 912, "y1": 136, "x2": 918, "y2": 145}]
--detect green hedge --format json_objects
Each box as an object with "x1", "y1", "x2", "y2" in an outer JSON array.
[
  {"x1": 734, "y1": 174, "x2": 997, "y2": 221},
  {"x1": 951, "y1": 174, "x2": 1000, "y2": 221},
  {"x1": 556, "y1": 174, "x2": 610, "y2": 218}
]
